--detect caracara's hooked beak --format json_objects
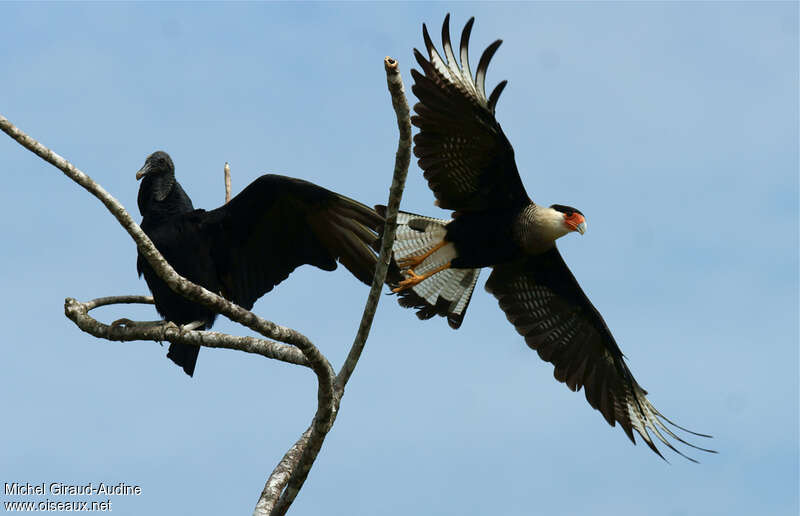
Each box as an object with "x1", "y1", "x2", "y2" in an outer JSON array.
[
  {"x1": 135, "y1": 162, "x2": 152, "y2": 181},
  {"x1": 565, "y1": 213, "x2": 587, "y2": 235}
]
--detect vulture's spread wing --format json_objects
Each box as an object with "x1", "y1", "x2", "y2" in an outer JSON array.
[
  {"x1": 485, "y1": 248, "x2": 714, "y2": 461},
  {"x1": 202, "y1": 174, "x2": 382, "y2": 310},
  {"x1": 412, "y1": 15, "x2": 530, "y2": 213}
]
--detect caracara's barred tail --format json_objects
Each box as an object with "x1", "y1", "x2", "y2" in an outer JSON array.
[{"x1": 377, "y1": 206, "x2": 479, "y2": 329}]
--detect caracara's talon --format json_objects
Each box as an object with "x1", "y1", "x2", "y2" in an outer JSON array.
[
  {"x1": 397, "y1": 256, "x2": 424, "y2": 269},
  {"x1": 392, "y1": 262, "x2": 452, "y2": 293},
  {"x1": 396, "y1": 241, "x2": 448, "y2": 270},
  {"x1": 397, "y1": 257, "x2": 423, "y2": 270},
  {"x1": 396, "y1": 258, "x2": 416, "y2": 268},
  {"x1": 392, "y1": 270, "x2": 426, "y2": 292}
]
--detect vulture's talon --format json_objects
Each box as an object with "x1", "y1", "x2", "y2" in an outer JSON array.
[
  {"x1": 160, "y1": 321, "x2": 181, "y2": 335},
  {"x1": 110, "y1": 318, "x2": 134, "y2": 330}
]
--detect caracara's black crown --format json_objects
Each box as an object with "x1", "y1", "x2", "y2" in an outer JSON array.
[{"x1": 550, "y1": 204, "x2": 583, "y2": 216}]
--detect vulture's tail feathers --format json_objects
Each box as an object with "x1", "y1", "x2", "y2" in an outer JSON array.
[
  {"x1": 167, "y1": 342, "x2": 199, "y2": 377},
  {"x1": 376, "y1": 205, "x2": 479, "y2": 329}
]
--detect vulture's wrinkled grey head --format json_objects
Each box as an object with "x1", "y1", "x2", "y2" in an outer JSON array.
[
  {"x1": 137, "y1": 150, "x2": 178, "y2": 209},
  {"x1": 136, "y1": 150, "x2": 174, "y2": 181}
]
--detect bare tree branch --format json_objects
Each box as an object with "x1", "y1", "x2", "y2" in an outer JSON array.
[
  {"x1": 64, "y1": 296, "x2": 309, "y2": 366},
  {"x1": 265, "y1": 55, "x2": 412, "y2": 516},
  {"x1": 224, "y1": 161, "x2": 231, "y2": 203},
  {"x1": 254, "y1": 428, "x2": 313, "y2": 515},
  {"x1": 336, "y1": 56, "x2": 412, "y2": 391}
]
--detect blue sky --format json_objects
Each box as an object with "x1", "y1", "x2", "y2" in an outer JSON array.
[{"x1": 1, "y1": 2, "x2": 797, "y2": 515}]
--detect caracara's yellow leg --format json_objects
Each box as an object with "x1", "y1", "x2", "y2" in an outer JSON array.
[
  {"x1": 392, "y1": 262, "x2": 451, "y2": 293},
  {"x1": 397, "y1": 240, "x2": 447, "y2": 270}
]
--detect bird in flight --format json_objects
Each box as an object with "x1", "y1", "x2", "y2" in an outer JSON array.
[
  {"x1": 135, "y1": 151, "x2": 382, "y2": 376},
  {"x1": 384, "y1": 14, "x2": 714, "y2": 461}
]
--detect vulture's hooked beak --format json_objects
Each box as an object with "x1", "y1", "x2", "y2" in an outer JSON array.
[
  {"x1": 575, "y1": 221, "x2": 587, "y2": 235},
  {"x1": 135, "y1": 163, "x2": 151, "y2": 181}
]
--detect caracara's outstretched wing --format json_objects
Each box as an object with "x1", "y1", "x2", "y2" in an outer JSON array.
[
  {"x1": 202, "y1": 174, "x2": 382, "y2": 310},
  {"x1": 412, "y1": 14, "x2": 530, "y2": 213},
  {"x1": 485, "y1": 248, "x2": 715, "y2": 461}
]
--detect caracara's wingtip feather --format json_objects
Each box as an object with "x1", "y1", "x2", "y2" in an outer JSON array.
[
  {"x1": 441, "y1": 14, "x2": 456, "y2": 71},
  {"x1": 422, "y1": 22, "x2": 449, "y2": 80},
  {"x1": 475, "y1": 39, "x2": 503, "y2": 101},
  {"x1": 458, "y1": 19, "x2": 477, "y2": 95},
  {"x1": 488, "y1": 80, "x2": 508, "y2": 113}
]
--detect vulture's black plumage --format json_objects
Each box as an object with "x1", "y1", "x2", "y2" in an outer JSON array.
[
  {"x1": 135, "y1": 151, "x2": 382, "y2": 376},
  {"x1": 384, "y1": 15, "x2": 714, "y2": 461}
]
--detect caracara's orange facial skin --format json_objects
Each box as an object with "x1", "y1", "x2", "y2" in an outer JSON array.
[{"x1": 564, "y1": 212, "x2": 586, "y2": 233}]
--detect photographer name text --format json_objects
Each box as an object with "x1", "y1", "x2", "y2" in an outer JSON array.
[{"x1": 5, "y1": 482, "x2": 141, "y2": 497}]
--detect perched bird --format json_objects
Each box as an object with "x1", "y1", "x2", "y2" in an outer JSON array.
[
  {"x1": 135, "y1": 151, "x2": 382, "y2": 376},
  {"x1": 384, "y1": 15, "x2": 713, "y2": 460}
]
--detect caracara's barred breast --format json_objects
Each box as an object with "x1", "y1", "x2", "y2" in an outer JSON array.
[{"x1": 513, "y1": 203, "x2": 560, "y2": 255}]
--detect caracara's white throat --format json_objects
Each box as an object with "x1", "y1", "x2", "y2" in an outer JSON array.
[{"x1": 514, "y1": 204, "x2": 575, "y2": 253}]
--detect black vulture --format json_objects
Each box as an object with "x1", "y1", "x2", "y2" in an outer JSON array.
[
  {"x1": 382, "y1": 15, "x2": 713, "y2": 460},
  {"x1": 135, "y1": 151, "x2": 382, "y2": 376}
]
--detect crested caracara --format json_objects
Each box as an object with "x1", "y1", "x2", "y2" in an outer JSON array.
[{"x1": 383, "y1": 15, "x2": 713, "y2": 461}]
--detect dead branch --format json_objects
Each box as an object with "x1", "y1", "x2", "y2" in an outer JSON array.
[
  {"x1": 224, "y1": 161, "x2": 231, "y2": 203},
  {"x1": 64, "y1": 296, "x2": 309, "y2": 366},
  {"x1": 336, "y1": 56, "x2": 412, "y2": 391},
  {"x1": 258, "y1": 55, "x2": 411, "y2": 516}
]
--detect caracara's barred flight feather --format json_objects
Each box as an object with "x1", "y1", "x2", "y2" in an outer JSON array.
[
  {"x1": 386, "y1": 14, "x2": 714, "y2": 461},
  {"x1": 135, "y1": 151, "x2": 382, "y2": 376}
]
